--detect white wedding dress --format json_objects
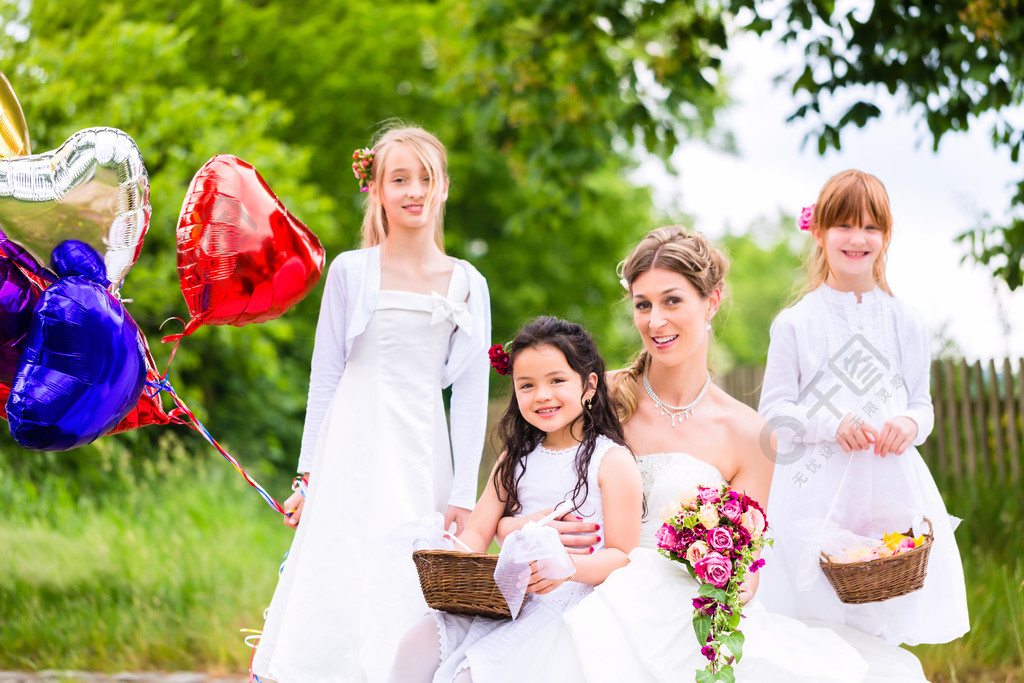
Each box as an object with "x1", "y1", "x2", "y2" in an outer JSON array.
[
  {"x1": 253, "y1": 269, "x2": 471, "y2": 683},
  {"x1": 486, "y1": 453, "x2": 929, "y2": 682}
]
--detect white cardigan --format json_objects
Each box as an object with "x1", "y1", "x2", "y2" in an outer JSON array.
[
  {"x1": 297, "y1": 246, "x2": 491, "y2": 510},
  {"x1": 758, "y1": 286, "x2": 934, "y2": 447}
]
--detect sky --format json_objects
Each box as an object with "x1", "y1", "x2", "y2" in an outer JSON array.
[{"x1": 635, "y1": 30, "x2": 1024, "y2": 362}]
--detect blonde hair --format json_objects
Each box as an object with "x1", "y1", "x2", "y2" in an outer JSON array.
[
  {"x1": 611, "y1": 226, "x2": 730, "y2": 422},
  {"x1": 799, "y1": 169, "x2": 893, "y2": 298},
  {"x1": 359, "y1": 123, "x2": 448, "y2": 249}
]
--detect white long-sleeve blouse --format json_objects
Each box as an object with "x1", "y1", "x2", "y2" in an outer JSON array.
[
  {"x1": 758, "y1": 286, "x2": 934, "y2": 447},
  {"x1": 297, "y1": 245, "x2": 491, "y2": 510}
]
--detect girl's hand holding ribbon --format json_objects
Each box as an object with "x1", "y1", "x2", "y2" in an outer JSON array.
[{"x1": 283, "y1": 474, "x2": 309, "y2": 527}]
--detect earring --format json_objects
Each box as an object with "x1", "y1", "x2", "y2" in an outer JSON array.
[
  {"x1": 706, "y1": 322, "x2": 712, "y2": 332},
  {"x1": 585, "y1": 397, "x2": 593, "y2": 410}
]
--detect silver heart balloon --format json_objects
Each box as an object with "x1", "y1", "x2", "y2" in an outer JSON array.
[{"x1": 0, "y1": 127, "x2": 151, "y2": 293}]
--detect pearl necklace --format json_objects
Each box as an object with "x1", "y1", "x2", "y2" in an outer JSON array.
[{"x1": 642, "y1": 368, "x2": 711, "y2": 427}]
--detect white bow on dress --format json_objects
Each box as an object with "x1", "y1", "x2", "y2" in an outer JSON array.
[{"x1": 430, "y1": 291, "x2": 473, "y2": 334}]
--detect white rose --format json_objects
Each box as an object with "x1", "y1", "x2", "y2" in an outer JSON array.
[{"x1": 698, "y1": 503, "x2": 720, "y2": 529}]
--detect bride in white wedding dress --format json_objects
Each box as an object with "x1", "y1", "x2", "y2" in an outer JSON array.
[{"x1": 491, "y1": 226, "x2": 928, "y2": 682}]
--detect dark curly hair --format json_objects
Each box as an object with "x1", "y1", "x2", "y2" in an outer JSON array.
[{"x1": 493, "y1": 316, "x2": 628, "y2": 517}]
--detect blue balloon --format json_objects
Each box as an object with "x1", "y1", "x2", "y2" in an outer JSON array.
[
  {"x1": 50, "y1": 240, "x2": 111, "y2": 287},
  {"x1": 6, "y1": 276, "x2": 146, "y2": 450}
]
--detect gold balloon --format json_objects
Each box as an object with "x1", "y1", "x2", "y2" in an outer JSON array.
[{"x1": 0, "y1": 71, "x2": 31, "y2": 158}]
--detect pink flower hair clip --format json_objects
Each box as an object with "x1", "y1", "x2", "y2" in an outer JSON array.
[
  {"x1": 798, "y1": 204, "x2": 815, "y2": 231},
  {"x1": 488, "y1": 342, "x2": 512, "y2": 376},
  {"x1": 352, "y1": 147, "x2": 374, "y2": 192}
]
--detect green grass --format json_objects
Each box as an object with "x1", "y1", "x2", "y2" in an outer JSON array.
[
  {"x1": 912, "y1": 481, "x2": 1024, "y2": 682},
  {"x1": 0, "y1": 433, "x2": 294, "y2": 674},
  {"x1": 914, "y1": 554, "x2": 1024, "y2": 682},
  {"x1": 0, "y1": 431, "x2": 1022, "y2": 678}
]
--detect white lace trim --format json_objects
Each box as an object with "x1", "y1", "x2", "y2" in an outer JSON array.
[{"x1": 536, "y1": 442, "x2": 578, "y2": 456}]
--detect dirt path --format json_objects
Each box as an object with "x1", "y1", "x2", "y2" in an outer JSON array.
[{"x1": 0, "y1": 673, "x2": 248, "y2": 683}]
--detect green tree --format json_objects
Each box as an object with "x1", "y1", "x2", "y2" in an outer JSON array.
[
  {"x1": 729, "y1": 0, "x2": 1024, "y2": 288},
  {"x1": 0, "y1": 0, "x2": 736, "y2": 469}
]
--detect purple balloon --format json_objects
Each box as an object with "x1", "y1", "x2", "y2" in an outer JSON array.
[
  {"x1": 0, "y1": 228, "x2": 52, "y2": 280},
  {"x1": 6, "y1": 276, "x2": 146, "y2": 450},
  {"x1": 0, "y1": 253, "x2": 40, "y2": 384}
]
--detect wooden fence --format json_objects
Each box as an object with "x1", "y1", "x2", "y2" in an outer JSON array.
[{"x1": 718, "y1": 358, "x2": 1024, "y2": 489}]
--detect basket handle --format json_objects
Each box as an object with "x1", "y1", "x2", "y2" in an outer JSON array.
[
  {"x1": 441, "y1": 530, "x2": 476, "y2": 553},
  {"x1": 918, "y1": 516, "x2": 933, "y2": 540},
  {"x1": 537, "y1": 501, "x2": 576, "y2": 527}
]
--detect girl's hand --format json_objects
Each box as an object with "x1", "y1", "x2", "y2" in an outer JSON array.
[
  {"x1": 283, "y1": 488, "x2": 306, "y2": 528},
  {"x1": 497, "y1": 508, "x2": 600, "y2": 554},
  {"x1": 526, "y1": 559, "x2": 574, "y2": 595},
  {"x1": 836, "y1": 413, "x2": 879, "y2": 453},
  {"x1": 444, "y1": 505, "x2": 472, "y2": 536},
  {"x1": 874, "y1": 416, "x2": 918, "y2": 457}
]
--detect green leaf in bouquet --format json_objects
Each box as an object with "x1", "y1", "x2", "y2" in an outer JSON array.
[
  {"x1": 727, "y1": 608, "x2": 742, "y2": 630},
  {"x1": 698, "y1": 583, "x2": 727, "y2": 603},
  {"x1": 693, "y1": 613, "x2": 712, "y2": 646},
  {"x1": 697, "y1": 666, "x2": 736, "y2": 683},
  {"x1": 721, "y1": 631, "x2": 745, "y2": 661}
]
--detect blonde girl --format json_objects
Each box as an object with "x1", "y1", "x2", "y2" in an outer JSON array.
[{"x1": 253, "y1": 124, "x2": 492, "y2": 682}]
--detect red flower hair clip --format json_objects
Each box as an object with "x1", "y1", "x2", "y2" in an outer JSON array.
[
  {"x1": 352, "y1": 147, "x2": 374, "y2": 192},
  {"x1": 488, "y1": 342, "x2": 512, "y2": 376}
]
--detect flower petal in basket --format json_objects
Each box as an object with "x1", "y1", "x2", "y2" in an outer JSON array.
[{"x1": 819, "y1": 517, "x2": 934, "y2": 605}]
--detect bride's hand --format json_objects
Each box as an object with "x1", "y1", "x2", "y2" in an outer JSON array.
[
  {"x1": 738, "y1": 572, "x2": 760, "y2": 604},
  {"x1": 496, "y1": 508, "x2": 600, "y2": 555}
]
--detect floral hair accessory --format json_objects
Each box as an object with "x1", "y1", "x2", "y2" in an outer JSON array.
[
  {"x1": 798, "y1": 204, "x2": 815, "y2": 231},
  {"x1": 657, "y1": 484, "x2": 771, "y2": 680},
  {"x1": 619, "y1": 277, "x2": 629, "y2": 291},
  {"x1": 352, "y1": 147, "x2": 374, "y2": 192},
  {"x1": 488, "y1": 342, "x2": 512, "y2": 376}
]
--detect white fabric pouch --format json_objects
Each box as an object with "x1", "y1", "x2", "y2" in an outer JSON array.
[{"x1": 493, "y1": 505, "x2": 575, "y2": 619}]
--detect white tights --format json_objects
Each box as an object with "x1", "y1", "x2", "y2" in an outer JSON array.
[{"x1": 387, "y1": 614, "x2": 476, "y2": 683}]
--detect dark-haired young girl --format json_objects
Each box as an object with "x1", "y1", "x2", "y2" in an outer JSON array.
[{"x1": 388, "y1": 316, "x2": 643, "y2": 683}]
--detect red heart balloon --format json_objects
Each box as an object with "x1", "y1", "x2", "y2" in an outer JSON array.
[
  {"x1": 174, "y1": 155, "x2": 325, "y2": 337},
  {"x1": 0, "y1": 382, "x2": 8, "y2": 420},
  {"x1": 106, "y1": 369, "x2": 173, "y2": 434}
]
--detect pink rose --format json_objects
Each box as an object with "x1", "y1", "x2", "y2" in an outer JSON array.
[
  {"x1": 798, "y1": 204, "x2": 815, "y2": 231},
  {"x1": 706, "y1": 526, "x2": 734, "y2": 553},
  {"x1": 695, "y1": 551, "x2": 733, "y2": 588},
  {"x1": 740, "y1": 508, "x2": 766, "y2": 539},
  {"x1": 685, "y1": 540, "x2": 710, "y2": 566},
  {"x1": 656, "y1": 524, "x2": 681, "y2": 553},
  {"x1": 697, "y1": 487, "x2": 721, "y2": 505},
  {"x1": 720, "y1": 499, "x2": 742, "y2": 524}
]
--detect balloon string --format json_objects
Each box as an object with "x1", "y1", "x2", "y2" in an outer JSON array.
[
  {"x1": 242, "y1": 627, "x2": 262, "y2": 683},
  {"x1": 145, "y1": 378, "x2": 287, "y2": 516},
  {"x1": 157, "y1": 317, "x2": 187, "y2": 369}
]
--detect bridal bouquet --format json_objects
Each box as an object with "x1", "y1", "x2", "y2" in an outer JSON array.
[{"x1": 656, "y1": 485, "x2": 770, "y2": 682}]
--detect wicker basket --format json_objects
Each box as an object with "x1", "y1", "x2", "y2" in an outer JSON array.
[
  {"x1": 412, "y1": 549, "x2": 521, "y2": 619},
  {"x1": 819, "y1": 518, "x2": 934, "y2": 604}
]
